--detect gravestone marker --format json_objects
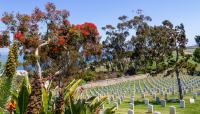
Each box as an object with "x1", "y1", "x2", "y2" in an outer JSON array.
[
  {"x1": 144, "y1": 99, "x2": 149, "y2": 105},
  {"x1": 156, "y1": 97, "x2": 160, "y2": 103},
  {"x1": 128, "y1": 109, "x2": 134, "y2": 114},
  {"x1": 189, "y1": 98, "x2": 195, "y2": 104},
  {"x1": 130, "y1": 103, "x2": 134, "y2": 110},
  {"x1": 161, "y1": 99, "x2": 166, "y2": 107},
  {"x1": 154, "y1": 112, "x2": 161, "y2": 114},
  {"x1": 170, "y1": 106, "x2": 176, "y2": 114},
  {"x1": 148, "y1": 104, "x2": 153, "y2": 113},
  {"x1": 180, "y1": 100, "x2": 185, "y2": 108}
]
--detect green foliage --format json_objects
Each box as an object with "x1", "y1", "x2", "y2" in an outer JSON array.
[
  {"x1": 64, "y1": 79, "x2": 82, "y2": 101},
  {"x1": 193, "y1": 48, "x2": 200, "y2": 63},
  {"x1": 16, "y1": 76, "x2": 31, "y2": 114},
  {"x1": 103, "y1": 106, "x2": 116, "y2": 114},
  {"x1": 81, "y1": 71, "x2": 96, "y2": 82},
  {"x1": 195, "y1": 35, "x2": 200, "y2": 47},
  {"x1": 42, "y1": 88, "x2": 48, "y2": 114},
  {"x1": 65, "y1": 96, "x2": 108, "y2": 114},
  {"x1": 0, "y1": 76, "x2": 12, "y2": 108},
  {"x1": 64, "y1": 79, "x2": 108, "y2": 114},
  {"x1": 117, "y1": 72, "x2": 123, "y2": 77}
]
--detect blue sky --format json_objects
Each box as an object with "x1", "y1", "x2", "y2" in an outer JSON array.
[{"x1": 0, "y1": 0, "x2": 199, "y2": 46}]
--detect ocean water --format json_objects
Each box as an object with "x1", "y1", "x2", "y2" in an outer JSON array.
[{"x1": 0, "y1": 48, "x2": 95, "y2": 70}]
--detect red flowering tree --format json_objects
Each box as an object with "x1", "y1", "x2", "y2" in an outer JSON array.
[{"x1": 0, "y1": 2, "x2": 101, "y2": 113}]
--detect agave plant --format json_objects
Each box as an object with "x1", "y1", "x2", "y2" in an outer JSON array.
[
  {"x1": 39, "y1": 79, "x2": 110, "y2": 114},
  {"x1": 63, "y1": 79, "x2": 109, "y2": 114}
]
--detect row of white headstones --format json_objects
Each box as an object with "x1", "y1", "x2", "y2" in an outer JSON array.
[{"x1": 82, "y1": 75, "x2": 200, "y2": 114}]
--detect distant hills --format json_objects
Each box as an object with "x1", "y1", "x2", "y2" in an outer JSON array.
[{"x1": 187, "y1": 45, "x2": 198, "y2": 49}]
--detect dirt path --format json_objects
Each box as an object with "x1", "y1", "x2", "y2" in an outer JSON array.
[{"x1": 82, "y1": 74, "x2": 148, "y2": 89}]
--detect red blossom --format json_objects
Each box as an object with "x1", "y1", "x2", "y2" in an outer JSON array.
[
  {"x1": 7, "y1": 100, "x2": 16, "y2": 114},
  {"x1": 81, "y1": 29, "x2": 90, "y2": 37},
  {"x1": 57, "y1": 36, "x2": 65, "y2": 45},
  {"x1": 14, "y1": 32, "x2": 25, "y2": 42},
  {"x1": 63, "y1": 19, "x2": 70, "y2": 26},
  {"x1": 51, "y1": 46, "x2": 59, "y2": 52},
  {"x1": 74, "y1": 22, "x2": 99, "y2": 39}
]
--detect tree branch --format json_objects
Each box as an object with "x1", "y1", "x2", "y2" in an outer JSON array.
[{"x1": 35, "y1": 41, "x2": 49, "y2": 79}]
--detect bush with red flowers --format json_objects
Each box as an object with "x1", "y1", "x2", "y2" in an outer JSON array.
[
  {"x1": 79, "y1": 22, "x2": 99, "y2": 38},
  {"x1": 14, "y1": 32, "x2": 25, "y2": 42},
  {"x1": 57, "y1": 36, "x2": 65, "y2": 45}
]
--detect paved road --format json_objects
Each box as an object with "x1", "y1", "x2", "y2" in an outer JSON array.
[{"x1": 82, "y1": 74, "x2": 147, "y2": 89}]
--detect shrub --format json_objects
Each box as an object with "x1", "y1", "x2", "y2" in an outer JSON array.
[
  {"x1": 193, "y1": 48, "x2": 200, "y2": 63},
  {"x1": 82, "y1": 71, "x2": 96, "y2": 82},
  {"x1": 116, "y1": 72, "x2": 123, "y2": 77},
  {"x1": 125, "y1": 66, "x2": 136, "y2": 76}
]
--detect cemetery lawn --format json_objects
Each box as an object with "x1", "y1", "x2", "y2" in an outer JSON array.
[
  {"x1": 105, "y1": 93, "x2": 200, "y2": 114},
  {"x1": 101, "y1": 77, "x2": 200, "y2": 114}
]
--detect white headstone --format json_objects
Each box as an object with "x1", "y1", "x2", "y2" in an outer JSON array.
[
  {"x1": 128, "y1": 109, "x2": 134, "y2": 114},
  {"x1": 161, "y1": 99, "x2": 166, "y2": 107},
  {"x1": 148, "y1": 104, "x2": 153, "y2": 113},
  {"x1": 130, "y1": 98, "x2": 134, "y2": 103},
  {"x1": 144, "y1": 99, "x2": 149, "y2": 105},
  {"x1": 141, "y1": 93, "x2": 145, "y2": 98},
  {"x1": 180, "y1": 100, "x2": 185, "y2": 108},
  {"x1": 130, "y1": 103, "x2": 134, "y2": 110},
  {"x1": 154, "y1": 112, "x2": 161, "y2": 114},
  {"x1": 170, "y1": 106, "x2": 176, "y2": 114},
  {"x1": 189, "y1": 98, "x2": 195, "y2": 104}
]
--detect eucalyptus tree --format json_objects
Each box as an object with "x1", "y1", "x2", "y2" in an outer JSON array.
[
  {"x1": 128, "y1": 14, "x2": 152, "y2": 73},
  {"x1": 102, "y1": 11, "x2": 152, "y2": 73},
  {"x1": 193, "y1": 35, "x2": 200, "y2": 64},
  {"x1": 193, "y1": 48, "x2": 200, "y2": 63},
  {"x1": 102, "y1": 15, "x2": 130, "y2": 72},
  {"x1": 194, "y1": 35, "x2": 200, "y2": 47},
  {"x1": 162, "y1": 20, "x2": 188, "y2": 100}
]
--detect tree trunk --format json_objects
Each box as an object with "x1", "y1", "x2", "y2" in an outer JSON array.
[
  {"x1": 55, "y1": 77, "x2": 65, "y2": 114},
  {"x1": 25, "y1": 74, "x2": 42, "y2": 114},
  {"x1": 26, "y1": 43, "x2": 48, "y2": 113},
  {"x1": 175, "y1": 46, "x2": 183, "y2": 100},
  {"x1": 55, "y1": 92, "x2": 64, "y2": 114}
]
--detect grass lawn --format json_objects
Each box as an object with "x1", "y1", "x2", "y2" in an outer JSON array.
[{"x1": 103, "y1": 79, "x2": 200, "y2": 114}]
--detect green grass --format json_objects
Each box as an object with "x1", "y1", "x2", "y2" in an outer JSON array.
[
  {"x1": 99, "y1": 75, "x2": 200, "y2": 114},
  {"x1": 104, "y1": 90, "x2": 200, "y2": 114}
]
